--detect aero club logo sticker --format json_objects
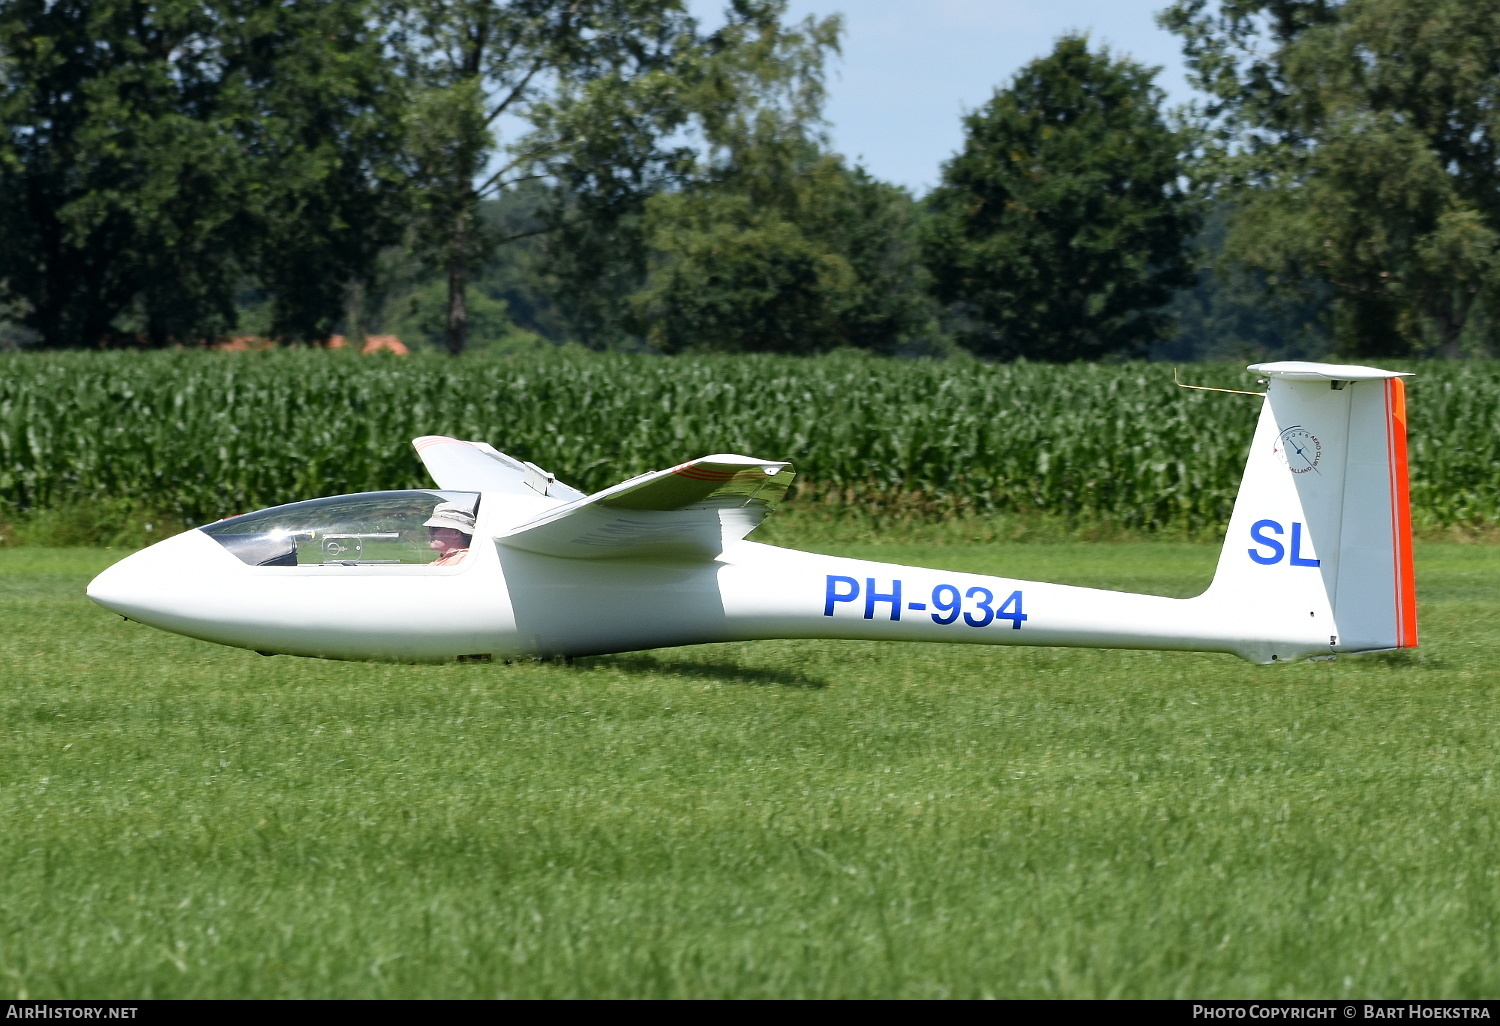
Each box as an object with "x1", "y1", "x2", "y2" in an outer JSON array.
[{"x1": 1273, "y1": 426, "x2": 1322, "y2": 475}]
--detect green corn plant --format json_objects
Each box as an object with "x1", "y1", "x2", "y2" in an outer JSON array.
[{"x1": 1, "y1": 350, "x2": 1494, "y2": 532}]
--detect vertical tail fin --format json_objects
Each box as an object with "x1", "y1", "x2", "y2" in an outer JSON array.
[{"x1": 1202, "y1": 362, "x2": 1416, "y2": 662}]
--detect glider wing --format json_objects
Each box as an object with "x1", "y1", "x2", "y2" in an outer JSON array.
[
  {"x1": 412, "y1": 436, "x2": 585, "y2": 501},
  {"x1": 496, "y1": 455, "x2": 794, "y2": 559}
]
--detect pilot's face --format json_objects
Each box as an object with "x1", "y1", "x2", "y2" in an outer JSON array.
[{"x1": 428, "y1": 527, "x2": 468, "y2": 555}]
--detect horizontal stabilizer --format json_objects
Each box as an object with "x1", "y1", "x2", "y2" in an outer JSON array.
[
  {"x1": 1248, "y1": 361, "x2": 1413, "y2": 383},
  {"x1": 412, "y1": 436, "x2": 584, "y2": 501},
  {"x1": 496, "y1": 455, "x2": 794, "y2": 559}
]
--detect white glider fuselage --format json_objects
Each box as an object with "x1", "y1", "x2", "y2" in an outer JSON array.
[
  {"x1": 86, "y1": 361, "x2": 1419, "y2": 666},
  {"x1": 85, "y1": 523, "x2": 1319, "y2": 665}
]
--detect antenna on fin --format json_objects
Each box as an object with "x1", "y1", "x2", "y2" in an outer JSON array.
[{"x1": 1173, "y1": 367, "x2": 1265, "y2": 397}]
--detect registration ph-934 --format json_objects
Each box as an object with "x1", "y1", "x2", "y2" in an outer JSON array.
[{"x1": 823, "y1": 575, "x2": 1027, "y2": 629}]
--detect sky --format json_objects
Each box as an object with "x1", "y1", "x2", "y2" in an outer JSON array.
[{"x1": 688, "y1": 1, "x2": 1200, "y2": 194}]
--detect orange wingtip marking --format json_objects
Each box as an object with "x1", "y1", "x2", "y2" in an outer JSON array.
[
  {"x1": 1387, "y1": 378, "x2": 1418, "y2": 648},
  {"x1": 672, "y1": 466, "x2": 738, "y2": 481},
  {"x1": 414, "y1": 437, "x2": 471, "y2": 452}
]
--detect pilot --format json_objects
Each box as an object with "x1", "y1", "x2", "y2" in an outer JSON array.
[{"x1": 424, "y1": 502, "x2": 476, "y2": 566}]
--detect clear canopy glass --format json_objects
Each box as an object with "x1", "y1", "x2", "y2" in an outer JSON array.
[{"x1": 201, "y1": 490, "x2": 480, "y2": 567}]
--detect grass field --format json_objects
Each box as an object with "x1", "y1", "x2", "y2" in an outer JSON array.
[{"x1": 2, "y1": 535, "x2": 1498, "y2": 998}]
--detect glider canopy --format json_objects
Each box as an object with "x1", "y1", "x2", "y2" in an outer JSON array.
[{"x1": 204, "y1": 490, "x2": 480, "y2": 567}]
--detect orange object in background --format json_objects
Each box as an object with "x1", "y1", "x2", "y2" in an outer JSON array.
[
  {"x1": 326, "y1": 334, "x2": 408, "y2": 354},
  {"x1": 213, "y1": 333, "x2": 406, "y2": 353},
  {"x1": 360, "y1": 334, "x2": 409, "y2": 355},
  {"x1": 216, "y1": 335, "x2": 272, "y2": 352}
]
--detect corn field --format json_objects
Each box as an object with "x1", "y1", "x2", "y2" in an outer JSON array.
[{"x1": 1, "y1": 350, "x2": 1496, "y2": 531}]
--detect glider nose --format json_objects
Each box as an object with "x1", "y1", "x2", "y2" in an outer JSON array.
[
  {"x1": 87, "y1": 528, "x2": 233, "y2": 626},
  {"x1": 85, "y1": 554, "x2": 153, "y2": 619}
]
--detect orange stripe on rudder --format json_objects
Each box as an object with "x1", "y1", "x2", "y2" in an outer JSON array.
[{"x1": 1387, "y1": 378, "x2": 1418, "y2": 648}]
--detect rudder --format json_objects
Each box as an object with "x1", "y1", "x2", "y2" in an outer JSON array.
[{"x1": 1334, "y1": 375, "x2": 1417, "y2": 652}]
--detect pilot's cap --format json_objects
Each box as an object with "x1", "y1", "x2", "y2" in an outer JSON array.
[{"x1": 424, "y1": 501, "x2": 476, "y2": 534}]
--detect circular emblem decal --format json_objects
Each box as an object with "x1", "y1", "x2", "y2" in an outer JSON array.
[{"x1": 1274, "y1": 426, "x2": 1322, "y2": 474}]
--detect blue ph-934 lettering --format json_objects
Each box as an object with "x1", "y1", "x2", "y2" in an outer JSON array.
[{"x1": 824, "y1": 576, "x2": 1027, "y2": 629}]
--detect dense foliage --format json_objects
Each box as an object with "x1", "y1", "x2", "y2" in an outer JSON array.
[
  {"x1": 0, "y1": 0, "x2": 407, "y2": 347},
  {"x1": 3, "y1": 0, "x2": 1498, "y2": 358},
  {"x1": 622, "y1": 9, "x2": 932, "y2": 355},
  {"x1": 1, "y1": 351, "x2": 1494, "y2": 532},
  {"x1": 924, "y1": 36, "x2": 1197, "y2": 360},
  {"x1": 635, "y1": 157, "x2": 930, "y2": 354},
  {"x1": 1162, "y1": 0, "x2": 1500, "y2": 358},
  {"x1": 393, "y1": 0, "x2": 716, "y2": 354}
]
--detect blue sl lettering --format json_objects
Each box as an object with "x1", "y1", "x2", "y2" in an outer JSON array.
[{"x1": 1248, "y1": 520, "x2": 1321, "y2": 567}]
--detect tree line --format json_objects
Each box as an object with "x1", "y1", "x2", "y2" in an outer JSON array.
[{"x1": 1, "y1": 0, "x2": 1496, "y2": 361}]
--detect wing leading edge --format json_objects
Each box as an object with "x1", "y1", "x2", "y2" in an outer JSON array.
[{"x1": 496, "y1": 455, "x2": 794, "y2": 559}]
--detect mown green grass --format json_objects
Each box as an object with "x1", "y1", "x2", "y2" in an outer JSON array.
[{"x1": 1, "y1": 539, "x2": 1497, "y2": 998}]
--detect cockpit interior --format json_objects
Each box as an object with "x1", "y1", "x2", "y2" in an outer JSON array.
[{"x1": 201, "y1": 490, "x2": 481, "y2": 567}]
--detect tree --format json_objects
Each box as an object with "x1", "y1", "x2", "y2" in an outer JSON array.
[
  {"x1": 522, "y1": 0, "x2": 779, "y2": 350},
  {"x1": 1160, "y1": 0, "x2": 1500, "y2": 357},
  {"x1": 624, "y1": 5, "x2": 932, "y2": 354},
  {"x1": 1155, "y1": 201, "x2": 1333, "y2": 362},
  {"x1": 1, "y1": 0, "x2": 235, "y2": 347},
  {"x1": 392, "y1": 0, "x2": 705, "y2": 355},
  {"x1": 232, "y1": 2, "x2": 409, "y2": 342},
  {"x1": 922, "y1": 35, "x2": 1197, "y2": 361},
  {"x1": 0, "y1": 0, "x2": 405, "y2": 347},
  {"x1": 633, "y1": 156, "x2": 931, "y2": 354}
]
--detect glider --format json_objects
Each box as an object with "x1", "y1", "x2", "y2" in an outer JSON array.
[{"x1": 87, "y1": 360, "x2": 1417, "y2": 665}]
